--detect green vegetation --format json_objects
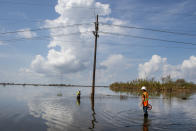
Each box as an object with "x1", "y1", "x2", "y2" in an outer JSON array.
[
  {"x1": 110, "y1": 76, "x2": 196, "y2": 99},
  {"x1": 57, "y1": 93, "x2": 63, "y2": 96},
  {"x1": 110, "y1": 76, "x2": 196, "y2": 92}
]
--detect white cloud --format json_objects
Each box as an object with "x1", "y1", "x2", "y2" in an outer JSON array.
[
  {"x1": 100, "y1": 54, "x2": 124, "y2": 67},
  {"x1": 17, "y1": 28, "x2": 37, "y2": 38},
  {"x1": 163, "y1": 56, "x2": 196, "y2": 82},
  {"x1": 138, "y1": 55, "x2": 196, "y2": 82},
  {"x1": 25, "y1": 0, "x2": 127, "y2": 82},
  {"x1": 99, "y1": 17, "x2": 127, "y2": 35},
  {"x1": 29, "y1": 49, "x2": 86, "y2": 76},
  {"x1": 138, "y1": 55, "x2": 167, "y2": 79},
  {"x1": 95, "y1": 2, "x2": 111, "y2": 16},
  {"x1": 0, "y1": 41, "x2": 6, "y2": 45},
  {"x1": 97, "y1": 54, "x2": 132, "y2": 84}
]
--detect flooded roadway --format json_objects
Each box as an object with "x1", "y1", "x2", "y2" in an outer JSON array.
[{"x1": 0, "y1": 85, "x2": 196, "y2": 131}]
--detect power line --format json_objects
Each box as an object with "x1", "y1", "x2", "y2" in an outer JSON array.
[
  {"x1": 0, "y1": 17, "x2": 94, "y2": 23},
  {"x1": 8, "y1": 38, "x2": 94, "y2": 47},
  {"x1": 1, "y1": 19, "x2": 196, "y2": 35},
  {"x1": 101, "y1": 42, "x2": 196, "y2": 50},
  {"x1": 0, "y1": 31, "x2": 93, "y2": 42},
  {"x1": 100, "y1": 31, "x2": 196, "y2": 46},
  {"x1": 4, "y1": 33, "x2": 195, "y2": 50},
  {"x1": 100, "y1": 23, "x2": 196, "y2": 37},
  {"x1": 0, "y1": 23, "x2": 93, "y2": 35}
]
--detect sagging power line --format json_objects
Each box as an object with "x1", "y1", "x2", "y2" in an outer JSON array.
[
  {"x1": 102, "y1": 42, "x2": 196, "y2": 50},
  {"x1": 0, "y1": 17, "x2": 95, "y2": 23},
  {"x1": 2, "y1": 34, "x2": 196, "y2": 50},
  {"x1": 0, "y1": 31, "x2": 93, "y2": 42},
  {"x1": 100, "y1": 23, "x2": 196, "y2": 37},
  {"x1": 0, "y1": 23, "x2": 93, "y2": 35},
  {"x1": 1, "y1": 26, "x2": 196, "y2": 48},
  {"x1": 100, "y1": 31, "x2": 196, "y2": 46},
  {"x1": 1, "y1": 25, "x2": 196, "y2": 48}
]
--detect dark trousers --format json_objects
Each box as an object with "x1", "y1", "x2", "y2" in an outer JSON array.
[{"x1": 143, "y1": 106, "x2": 148, "y2": 115}]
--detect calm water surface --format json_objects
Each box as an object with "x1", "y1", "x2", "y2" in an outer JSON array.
[{"x1": 0, "y1": 85, "x2": 196, "y2": 131}]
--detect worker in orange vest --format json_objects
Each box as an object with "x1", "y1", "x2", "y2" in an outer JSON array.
[{"x1": 141, "y1": 86, "x2": 149, "y2": 117}]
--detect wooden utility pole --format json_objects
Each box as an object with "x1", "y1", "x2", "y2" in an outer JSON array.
[{"x1": 91, "y1": 15, "x2": 99, "y2": 100}]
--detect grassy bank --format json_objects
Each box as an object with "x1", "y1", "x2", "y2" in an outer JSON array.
[{"x1": 110, "y1": 76, "x2": 196, "y2": 92}]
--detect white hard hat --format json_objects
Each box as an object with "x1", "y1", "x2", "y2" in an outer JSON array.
[{"x1": 141, "y1": 86, "x2": 146, "y2": 90}]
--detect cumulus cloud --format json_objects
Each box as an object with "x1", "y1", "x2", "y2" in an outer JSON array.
[
  {"x1": 97, "y1": 54, "x2": 132, "y2": 84},
  {"x1": 99, "y1": 17, "x2": 127, "y2": 34},
  {"x1": 138, "y1": 55, "x2": 167, "y2": 79},
  {"x1": 25, "y1": 0, "x2": 126, "y2": 80},
  {"x1": 138, "y1": 55, "x2": 196, "y2": 82},
  {"x1": 29, "y1": 49, "x2": 85, "y2": 75},
  {"x1": 100, "y1": 54, "x2": 126, "y2": 68},
  {"x1": 163, "y1": 56, "x2": 196, "y2": 82},
  {"x1": 17, "y1": 28, "x2": 37, "y2": 38},
  {"x1": 0, "y1": 41, "x2": 6, "y2": 45}
]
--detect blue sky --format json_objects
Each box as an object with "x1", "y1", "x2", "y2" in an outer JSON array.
[{"x1": 0, "y1": 0, "x2": 196, "y2": 85}]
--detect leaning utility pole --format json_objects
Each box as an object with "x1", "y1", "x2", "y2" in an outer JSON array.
[{"x1": 91, "y1": 15, "x2": 99, "y2": 100}]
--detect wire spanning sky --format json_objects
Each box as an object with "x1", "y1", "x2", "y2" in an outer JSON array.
[{"x1": 0, "y1": 0, "x2": 196, "y2": 85}]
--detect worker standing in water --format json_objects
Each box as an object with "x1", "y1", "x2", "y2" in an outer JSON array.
[
  {"x1": 77, "y1": 90, "x2": 81, "y2": 100},
  {"x1": 141, "y1": 86, "x2": 149, "y2": 117}
]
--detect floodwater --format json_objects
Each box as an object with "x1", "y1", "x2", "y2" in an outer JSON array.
[{"x1": 0, "y1": 86, "x2": 196, "y2": 131}]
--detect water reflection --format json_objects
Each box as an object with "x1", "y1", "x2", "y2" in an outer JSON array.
[
  {"x1": 120, "y1": 95, "x2": 128, "y2": 101},
  {"x1": 89, "y1": 110, "x2": 96, "y2": 130},
  {"x1": 76, "y1": 98, "x2": 80, "y2": 106},
  {"x1": 143, "y1": 116, "x2": 150, "y2": 131},
  {"x1": 0, "y1": 86, "x2": 196, "y2": 131},
  {"x1": 112, "y1": 88, "x2": 196, "y2": 100},
  {"x1": 89, "y1": 97, "x2": 97, "y2": 130}
]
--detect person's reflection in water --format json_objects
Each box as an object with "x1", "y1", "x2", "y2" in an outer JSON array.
[
  {"x1": 89, "y1": 98, "x2": 97, "y2": 130},
  {"x1": 143, "y1": 116, "x2": 150, "y2": 131},
  {"x1": 76, "y1": 98, "x2": 80, "y2": 106},
  {"x1": 76, "y1": 90, "x2": 81, "y2": 106}
]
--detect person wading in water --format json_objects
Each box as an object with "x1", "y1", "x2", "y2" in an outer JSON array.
[
  {"x1": 77, "y1": 90, "x2": 81, "y2": 100},
  {"x1": 141, "y1": 86, "x2": 149, "y2": 117}
]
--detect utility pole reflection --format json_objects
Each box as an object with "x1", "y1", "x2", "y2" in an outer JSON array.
[{"x1": 89, "y1": 97, "x2": 97, "y2": 130}]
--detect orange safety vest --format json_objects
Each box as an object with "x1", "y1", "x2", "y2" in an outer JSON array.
[{"x1": 143, "y1": 92, "x2": 149, "y2": 106}]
